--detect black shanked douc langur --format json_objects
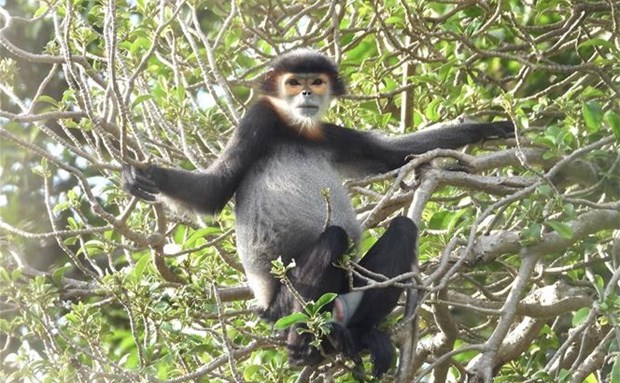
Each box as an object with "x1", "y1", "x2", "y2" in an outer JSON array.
[{"x1": 123, "y1": 49, "x2": 514, "y2": 377}]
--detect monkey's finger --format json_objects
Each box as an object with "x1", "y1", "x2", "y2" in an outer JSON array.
[
  {"x1": 489, "y1": 121, "x2": 515, "y2": 139},
  {"x1": 133, "y1": 173, "x2": 160, "y2": 193},
  {"x1": 121, "y1": 166, "x2": 148, "y2": 188},
  {"x1": 121, "y1": 166, "x2": 160, "y2": 194},
  {"x1": 121, "y1": 165, "x2": 137, "y2": 184},
  {"x1": 126, "y1": 185, "x2": 158, "y2": 201}
]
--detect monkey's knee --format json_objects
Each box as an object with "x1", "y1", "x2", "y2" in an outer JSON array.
[
  {"x1": 293, "y1": 225, "x2": 349, "y2": 274},
  {"x1": 318, "y1": 225, "x2": 349, "y2": 256},
  {"x1": 386, "y1": 216, "x2": 417, "y2": 237}
]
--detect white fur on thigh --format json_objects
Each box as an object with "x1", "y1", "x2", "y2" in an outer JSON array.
[{"x1": 246, "y1": 271, "x2": 277, "y2": 309}]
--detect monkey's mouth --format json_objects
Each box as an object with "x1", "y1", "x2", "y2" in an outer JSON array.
[{"x1": 296, "y1": 105, "x2": 319, "y2": 117}]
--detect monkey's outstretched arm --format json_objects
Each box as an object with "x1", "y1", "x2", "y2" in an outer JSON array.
[
  {"x1": 323, "y1": 120, "x2": 514, "y2": 176},
  {"x1": 122, "y1": 162, "x2": 241, "y2": 215},
  {"x1": 385, "y1": 120, "x2": 514, "y2": 157},
  {"x1": 122, "y1": 99, "x2": 281, "y2": 215}
]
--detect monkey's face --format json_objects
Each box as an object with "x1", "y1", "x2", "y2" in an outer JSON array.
[
  {"x1": 278, "y1": 72, "x2": 332, "y2": 120},
  {"x1": 266, "y1": 72, "x2": 334, "y2": 137},
  {"x1": 280, "y1": 73, "x2": 331, "y2": 116}
]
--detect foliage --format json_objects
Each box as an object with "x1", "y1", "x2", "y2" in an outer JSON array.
[{"x1": 1, "y1": 0, "x2": 619, "y2": 382}]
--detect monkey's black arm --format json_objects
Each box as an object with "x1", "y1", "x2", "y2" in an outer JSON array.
[
  {"x1": 124, "y1": 157, "x2": 242, "y2": 215},
  {"x1": 123, "y1": 99, "x2": 281, "y2": 215},
  {"x1": 323, "y1": 120, "x2": 514, "y2": 175}
]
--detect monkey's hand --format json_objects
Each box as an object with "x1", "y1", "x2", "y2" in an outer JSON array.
[
  {"x1": 483, "y1": 120, "x2": 516, "y2": 140},
  {"x1": 287, "y1": 322, "x2": 357, "y2": 367},
  {"x1": 122, "y1": 165, "x2": 161, "y2": 201}
]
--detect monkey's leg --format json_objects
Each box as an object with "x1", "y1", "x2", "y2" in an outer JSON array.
[
  {"x1": 289, "y1": 225, "x2": 350, "y2": 300},
  {"x1": 262, "y1": 225, "x2": 350, "y2": 322},
  {"x1": 336, "y1": 216, "x2": 417, "y2": 327},
  {"x1": 275, "y1": 226, "x2": 352, "y2": 366},
  {"x1": 335, "y1": 216, "x2": 418, "y2": 377}
]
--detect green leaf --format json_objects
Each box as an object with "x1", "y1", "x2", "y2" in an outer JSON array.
[
  {"x1": 0, "y1": 268, "x2": 11, "y2": 283},
  {"x1": 571, "y1": 307, "x2": 589, "y2": 326},
  {"x1": 611, "y1": 353, "x2": 620, "y2": 383},
  {"x1": 132, "y1": 94, "x2": 152, "y2": 108},
  {"x1": 37, "y1": 95, "x2": 59, "y2": 107},
  {"x1": 243, "y1": 365, "x2": 260, "y2": 380},
  {"x1": 63, "y1": 237, "x2": 78, "y2": 246},
  {"x1": 582, "y1": 101, "x2": 603, "y2": 132},
  {"x1": 520, "y1": 223, "x2": 542, "y2": 246},
  {"x1": 34, "y1": 4, "x2": 49, "y2": 18},
  {"x1": 385, "y1": 16, "x2": 404, "y2": 26},
  {"x1": 425, "y1": 99, "x2": 442, "y2": 121},
  {"x1": 558, "y1": 369, "x2": 571, "y2": 381},
  {"x1": 67, "y1": 217, "x2": 79, "y2": 230},
  {"x1": 173, "y1": 225, "x2": 186, "y2": 245},
  {"x1": 313, "y1": 293, "x2": 337, "y2": 313},
  {"x1": 51, "y1": 264, "x2": 72, "y2": 284},
  {"x1": 604, "y1": 110, "x2": 620, "y2": 142},
  {"x1": 578, "y1": 38, "x2": 616, "y2": 50},
  {"x1": 174, "y1": 86, "x2": 186, "y2": 101},
  {"x1": 134, "y1": 254, "x2": 151, "y2": 280},
  {"x1": 594, "y1": 274, "x2": 605, "y2": 296},
  {"x1": 345, "y1": 38, "x2": 377, "y2": 61},
  {"x1": 274, "y1": 312, "x2": 308, "y2": 330},
  {"x1": 186, "y1": 227, "x2": 220, "y2": 247},
  {"x1": 545, "y1": 221, "x2": 573, "y2": 239},
  {"x1": 130, "y1": 36, "x2": 151, "y2": 54}
]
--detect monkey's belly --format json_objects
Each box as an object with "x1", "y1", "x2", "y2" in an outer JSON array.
[{"x1": 234, "y1": 145, "x2": 361, "y2": 307}]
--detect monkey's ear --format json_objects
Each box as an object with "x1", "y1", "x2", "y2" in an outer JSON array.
[
  {"x1": 260, "y1": 69, "x2": 279, "y2": 96},
  {"x1": 330, "y1": 75, "x2": 347, "y2": 97}
]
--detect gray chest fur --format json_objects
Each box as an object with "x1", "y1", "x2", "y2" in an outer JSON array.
[{"x1": 234, "y1": 143, "x2": 361, "y2": 295}]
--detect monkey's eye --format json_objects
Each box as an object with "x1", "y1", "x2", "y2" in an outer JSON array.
[
  {"x1": 286, "y1": 78, "x2": 301, "y2": 86},
  {"x1": 311, "y1": 78, "x2": 324, "y2": 86}
]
